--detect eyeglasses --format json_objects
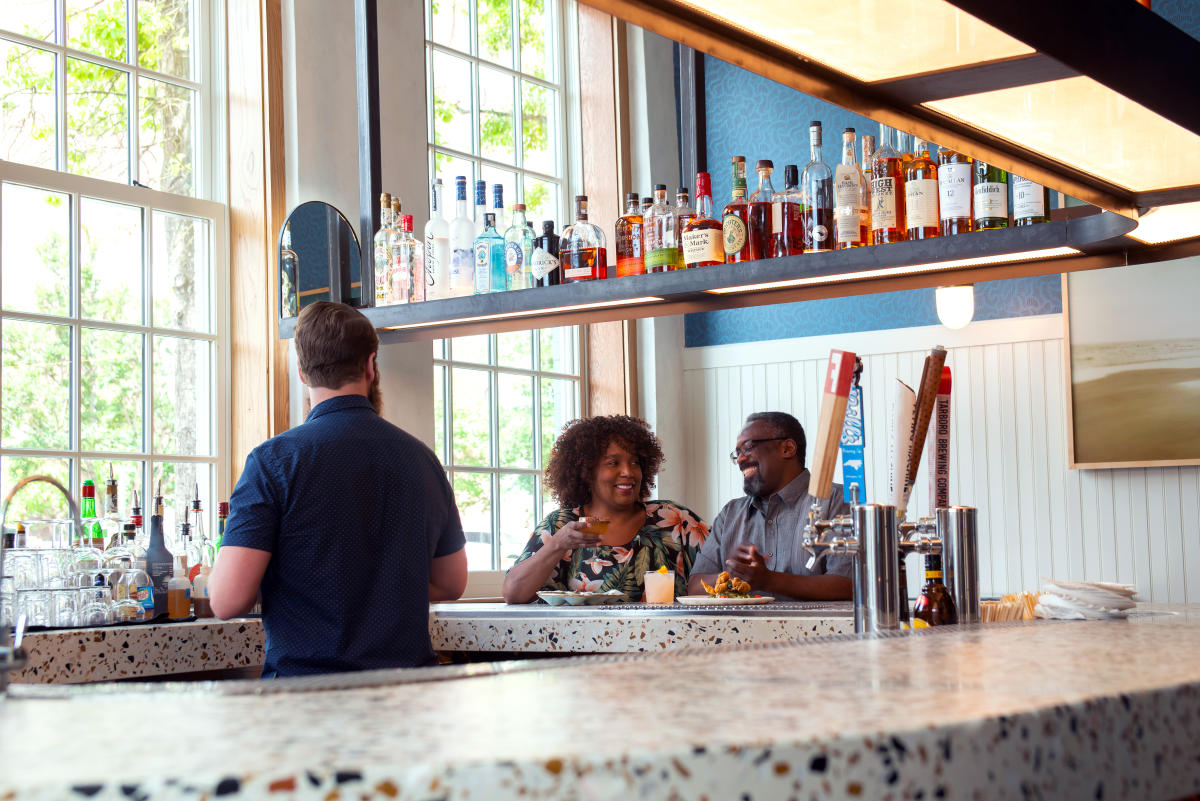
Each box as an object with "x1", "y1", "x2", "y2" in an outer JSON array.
[{"x1": 729, "y1": 437, "x2": 789, "y2": 463}]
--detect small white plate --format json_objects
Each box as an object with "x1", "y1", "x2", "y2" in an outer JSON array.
[
  {"x1": 676, "y1": 595, "x2": 774, "y2": 606},
  {"x1": 537, "y1": 590, "x2": 628, "y2": 606}
]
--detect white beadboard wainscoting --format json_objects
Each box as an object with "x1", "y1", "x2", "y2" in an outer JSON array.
[{"x1": 680, "y1": 315, "x2": 1200, "y2": 603}]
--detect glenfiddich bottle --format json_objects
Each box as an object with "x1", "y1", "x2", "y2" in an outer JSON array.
[
  {"x1": 913, "y1": 553, "x2": 957, "y2": 626},
  {"x1": 973, "y1": 161, "x2": 1009, "y2": 230}
]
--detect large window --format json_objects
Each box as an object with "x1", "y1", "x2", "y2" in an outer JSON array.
[
  {"x1": 0, "y1": 1, "x2": 225, "y2": 541},
  {"x1": 434, "y1": 329, "x2": 583, "y2": 570}
]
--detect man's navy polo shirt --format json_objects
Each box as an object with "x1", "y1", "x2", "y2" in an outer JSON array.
[{"x1": 223, "y1": 394, "x2": 465, "y2": 678}]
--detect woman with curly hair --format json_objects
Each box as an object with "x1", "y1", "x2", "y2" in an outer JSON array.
[{"x1": 502, "y1": 415, "x2": 709, "y2": 604}]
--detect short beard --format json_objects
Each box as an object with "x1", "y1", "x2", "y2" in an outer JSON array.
[
  {"x1": 743, "y1": 470, "x2": 766, "y2": 498},
  {"x1": 368, "y1": 364, "x2": 383, "y2": 414}
]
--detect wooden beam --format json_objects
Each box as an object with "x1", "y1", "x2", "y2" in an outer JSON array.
[{"x1": 262, "y1": 0, "x2": 289, "y2": 440}]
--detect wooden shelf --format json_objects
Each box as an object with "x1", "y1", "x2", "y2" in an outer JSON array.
[{"x1": 279, "y1": 212, "x2": 1139, "y2": 343}]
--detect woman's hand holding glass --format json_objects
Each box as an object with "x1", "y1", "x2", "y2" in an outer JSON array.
[{"x1": 549, "y1": 519, "x2": 603, "y2": 553}]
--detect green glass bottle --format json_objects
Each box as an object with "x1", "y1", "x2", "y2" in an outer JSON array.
[
  {"x1": 972, "y1": 161, "x2": 1009, "y2": 230},
  {"x1": 1012, "y1": 176, "x2": 1052, "y2": 226},
  {"x1": 79, "y1": 479, "x2": 104, "y2": 549}
]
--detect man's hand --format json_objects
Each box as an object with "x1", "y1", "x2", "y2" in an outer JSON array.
[{"x1": 725, "y1": 543, "x2": 771, "y2": 590}]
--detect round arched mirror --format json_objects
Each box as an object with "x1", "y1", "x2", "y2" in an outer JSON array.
[{"x1": 278, "y1": 201, "x2": 361, "y2": 318}]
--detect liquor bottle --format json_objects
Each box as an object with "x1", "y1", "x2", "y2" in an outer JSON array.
[
  {"x1": 747, "y1": 160, "x2": 776, "y2": 260},
  {"x1": 394, "y1": 213, "x2": 424, "y2": 302},
  {"x1": 80, "y1": 479, "x2": 104, "y2": 549},
  {"x1": 215, "y1": 501, "x2": 228, "y2": 551},
  {"x1": 373, "y1": 191, "x2": 394, "y2": 306},
  {"x1": 473, "y1": 213, "x2": 506, "y2": 294},
  {"x1": 722, "y1": 156, "x2": 751, "y2": 263},
  {"x1": 474, "y1": 179, "x2": 488, "y2": 234},
  {"x1": 675, "y1": 186, "x2": 696, "y2": 233},
  {"x1": 492, "y1": 184, "x2": 507, "y2": 234},
  {"x1": 861, "y1": 134, "x2": 876, "y2": 244},
  {"x1": 912, "y1": 552, "x2": 958, "y2": 626},
  {"x1": 130, "y1": 489, "x2": 146, "y2": 554},
  {"x1": 179, "y1": 507, "x2": 194, "y2": 576},
  {"x1": 559, "y1": 195, "x2": 607, "y2": 282},
  {"x1": 871, "y1": 124, "x2": 907, "y2": 244},
  {"x1": 504, "y1": 203, "x2": 535, "y2": 290},
  {"x1": 681, "y1": 171, "x2": 724, "y2": 268},
  {"x1": 188, "y1": 486, "x2": 208, "y2": 583},
  {"x1": 115, "y1": 531, "x2": 153, "y2": 620},
  {"x1": 644, "y1": 184, "x2": 680, "y2": 272},
  {"x1": 800, "y1": 123, "x2": 835, "y2": 253},
  {"x1": 614, "y1": 192, "x2": 644, "y2": 277},
  {"x1": 1013, "y1": 176, "x2": 1051, "y2": 225},
  {"x1": 640, "y1": 196, "x2": 653, "y2": 215},
  {"x1": 896, "y1": 130, "x2": 915, "y2": 172},
  {"x1": 834, "y1": 129, "x2": 868, "y2": 249},
  {"x1": 904, "y1": 138, "x2": 940, "y2": 240},
  {"x1": 145, "y1": 503, "x2": 173, "y2": 618},
  {"x1": 973, "y1": 161, "x2": 1009, "y2": 230},
  {"x1": 424, "y1": 179, "x2": 450, "y2": 300},
  {"x1": 532, "y1": 221, "x2": 561, "y2": 286},
  {"x1": 279, "y1": 222, "x2": 298, "y2": 317},
  {"x1": 937, "y1": 147, "x2": 973, "y2": 236},
  {"x1": 771, "y1": 164, "x2": 804, "y2": 257},
  {"x1": 101, "y1": 467, "x2": 123, "y2": 549},
  {"x1": 167, "y1": 555, "x2": 191, "y2": 620},
  {"x1": 448, "y1": 176, "x2": 476, "y2": 295}
]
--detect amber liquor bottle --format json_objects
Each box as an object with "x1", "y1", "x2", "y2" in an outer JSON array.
[
  {"x1": 870, "y1": 125, "x2": 907, "y2": 244},
  {"x1": 937, "y1": 147, "x2": 973, "y2": 235},
  {"x1": 904, "y1": 139, "x2": 940, "y2": 240},
  {"x1": 614, "y1": 192, "x2": 645, "y2": 277},
  {"x1": 913, "y1": 553, "x2": 958, "y2": 626},
  {"x1": 771, "y1": 164, "x2": 804, "y2": 257},
  {"x1": 559, "y1": 195, "x2": 607, "y2": 282},
  {"x1": 722, "y1": 156, "x2": 751, "y2": 263},
  {"x1": 861, "y1": 134, "x2": 875, "y2": 244},
  {"x1": 834, "y1": 129, "x2": 867, "y2": 249},
  {"x1": 681, "y1": 171, "x2": 724, "y2": 268},
  {"x1": 747, "y1": 159, "x2": 776, "y2": 260}
]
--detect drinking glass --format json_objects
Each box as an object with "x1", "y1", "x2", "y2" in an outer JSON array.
[
  {"x1": 110, "y1": 597, "x2": 143, "y2": 623},
  {"x1": 644, "y1": 570, "x2": 676, "y2": 604},
  {"x1": 77, "y1": 586, "x2": 113, "y2": 627},
  {"x1": 16, "y1": 588, "x2": 50, "y2": 627},
  {"x1": 37, "y1": 549, "x2": 72, "y2": 588},
  {"x1": 1, "y1": 575, "x2": 15, "y2": 628},
  {"x1": 49, "y1": 587, "x2": 79, "y2": 627},
  {"x1": 6, "y1": 550, "x2": 42, "y2": 590}
]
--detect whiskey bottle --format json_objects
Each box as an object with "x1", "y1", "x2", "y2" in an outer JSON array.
[
  {"x1": 560, "y1": 195, "x2": 607, "y2": 282},
  {"x1": 973, "y1": 161, "x2": 1009, "y2": 230},
  {"x1": 937, "y1": 147, "x2": 973, "y2": 235},
  {"x1": 448, "y1": 176, "x2": 476, "y2": 295},
  {"x1": 861, "y1": 134, "x2": 875, "y2": 244},
  {"x1": 614, "y1": 192, "x2": 645, "y2": 277},
  {"x1": 1013, "y1": 176, "x2": 1051, "y2": 225},
  {"x1": 834, "y1": 127, "x2": 867, "y2": 249},
  {"x1": 912, "y1": 553, "x2": 957, "y2": 626},
  {"x1": 674, "y1": 186, "x2": 696, "y2": 236},
  {"x1": 747, "y1": 159, "x2": 776, "y2": 260},
  {"x1": 473, "y1": 213, "x2": 506, "y2": 294},
  {"x1": 801, "y1": 122, "x2": 835, "y2": 253},
  {"x1": 722, "y1": 156, "x2": 751, "y2": 262},
  {"x1": 424, "y1": 179, "x2": 449, "y2": 300},
  {"x1": 681, "y1": 171, "x2": 724, "y2": 268},
  {"x1": 373, "y1": 191, "x2": 394, "y2": 306},
  {"x1": 640, "y1": 196, "x2": 653, "y2": 215},
  {"x1": 504, "y1": 203, "x2": 534, "y2": 290},
  {"x1": 771, "y1": 164, "x2": 804, "y2": 257},
  {"x1": 871, "y1": 125, "x2": 906, "y2": 244},
  {"x1": 533, "y1": 221, "x2": 561, "y2": 286},
  {"x1": 904, "y1": 138, "x2": 940, "y2": 240},
  {"x1": 644, "y1": 184, "x2": 680, "y2": 272}
]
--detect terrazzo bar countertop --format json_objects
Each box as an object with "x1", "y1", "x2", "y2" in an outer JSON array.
[
  {"x1": 14, "y1": 602, "x2": 854, "y2": 683},
  {"x1": 3, "y1": 605, "x2": 1198, "y2": 800}
]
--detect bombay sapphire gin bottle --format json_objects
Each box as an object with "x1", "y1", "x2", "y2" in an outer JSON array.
[{"x1": 473, "y1": 213, "x2": 506, "y2": 294}]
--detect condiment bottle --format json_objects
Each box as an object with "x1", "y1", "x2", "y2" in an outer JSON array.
[{"x1": 167, "y1": 555, "x2": 192, "y2": 620}]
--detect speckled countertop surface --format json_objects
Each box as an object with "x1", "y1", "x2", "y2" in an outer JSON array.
[{"x1": 2, "y1": 605, "x2": 1197, "y2": 800}]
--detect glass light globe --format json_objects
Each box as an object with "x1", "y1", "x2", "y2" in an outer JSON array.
[{"x1": 936, "y1": 285, "x2": 975, "y2": 330}]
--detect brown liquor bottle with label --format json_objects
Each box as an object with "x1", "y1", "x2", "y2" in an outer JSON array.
[
  {"x1": 681, "y1": 171, "x2": 724, "y2": 268},
  {"x1": 913, "y1": 552, "x2": 957, "y2": 626},
  {"x1": 722, "y1": 156, "x2": 751, "y2": 263},
  {"x1": 801, "y1": 121, "x2": 835, "y2": 253},
  {"x1": 614, "y1": 192, "x2": 644, "y2": 277},
  {"x1": 559, "y1": 195, "x2": 607, "y2": 282},
  {"x1": 937, "y1": 147, "x2": 973, "y2": 236},
  {"x1": 904, "y1": 139, "x2": 940, "y2": 240},
  {"x1": 870, "y1": 124, "x2": 907, "y2": 244},
  {"x1": 747, "y1": 160, "x2": 776, "y2": 260}
]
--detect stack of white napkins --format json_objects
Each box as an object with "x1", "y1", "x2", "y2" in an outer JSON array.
[{"x1": 1034, "y1": 579, "x2": 1137, "y2": 620}]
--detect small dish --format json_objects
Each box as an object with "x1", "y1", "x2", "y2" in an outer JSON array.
[{"x1": 676, "y1": 595, "x2": 774, "y2": 606}]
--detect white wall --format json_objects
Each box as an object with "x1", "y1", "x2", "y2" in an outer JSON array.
[{"x1": 680, "y1": 315, "x2": 1200, "y2": 603}]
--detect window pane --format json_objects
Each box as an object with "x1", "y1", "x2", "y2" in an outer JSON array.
[
  {"x1": 0, "y1": 455, "x2": 72, "y2": 525},
  {"x1": 152, "y1": 210, "x2": 210, "y2": 332},
  {"x1": 81, "y1": 458, "x2": 143, "y2": 518},
  {"x1": 431, "y1": 0, "x2": 470, "y2": 54},
  {"x1": 539, "y1": 326, "x2": 577, "y2": 373},
  {"x1": 66, "y1": 0, "x2": 127, "y2": 61},
  {"x1": 540, "y1": 377, "x2": 577, "y2": 469},
  {"x1": 66, "y1": 57, "x2": 129, "y2": 184},
  {"x1": 81, "y1": 197, "x2": 143, "y2": 325},
  {"x1": 432, "y1": 50, "x2": 473, "y2": 155},
  {"x1": 151, "y1": 460, "x2": 213, "y2": 552},
  {"x1": 479, "y1": 66, "x2": 515, "y2": 165},
  {"x1": 137, "y1": 0, "x2": 193, "y2": 80},
  {"x1": 0, "y1": 42, "x2": 57, "y2": 170},
  {"x1": 451, "y1": 334, "x2": 489, "y2": 365},
  {"x1": 522, "y1": 176, "x2": 558, "y2": 230},
  {"x1": 496, "y1": 330, "x2": 532, "y2": 369},
  {"x1": 1, "y1": 183, "x2": 70, "y2": 317},
  {"x1": 451, "y1": 366, "x2": 491, "y2": 466},
  {"x1": 478, "y1": 0, "x2": 513, "y2": 68},
  {"x1": 519, "y1": 0, "x2": 553, "y2": 80},
  {"x1": 453, "y1": 471, "x2": 494, "y2": 571},
  {"x1": 432, "y1": 152, "x2": 476, "y2": 205},
  {"x1": 521, "y1": 81, "x2": 555, "y2": 174},
  {"x1": 433, "y1": 364, "x2": 446, "y2": 463},
  {"x1": 0, "y1": 1, "x2": 56, "y2": 41},
  {"x1": 1, "y1": 320, "x2": 71, "y2": 450},
  {"x1": 499, "y1": 472, "x2": 535, "y2": 568},
  {"x1": 81, "y1": 327, "x2": 144, "y2": 452},
  {"x1": 498, "y1": 373, "x2": 533, "y2": 468},
  {"x1": 138, "y1": 77, "x2": 195, "y2": 195},
  {"x1": 153, "y1": 335, "x2": 211, "y2": 456}
]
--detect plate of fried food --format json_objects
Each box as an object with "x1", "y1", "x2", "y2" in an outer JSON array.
[{"x1": 676, "y1": 572, "x2": 774, "y2": 605}]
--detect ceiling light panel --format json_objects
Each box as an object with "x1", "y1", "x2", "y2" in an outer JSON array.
[
  {"x1": 673, "y1": 0, "x2": 1034, "y2": 83},
  {"x1": 1128, "y1": 201, "x2": 1200, "y2": 244}
]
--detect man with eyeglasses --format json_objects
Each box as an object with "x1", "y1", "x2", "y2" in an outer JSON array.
[{"x1": 688, "y1": 412, "x2": 853, "y2": 601}]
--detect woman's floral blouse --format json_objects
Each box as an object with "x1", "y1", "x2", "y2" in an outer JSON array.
[{"x1": 510, "y1": 500, "x2": 709, "y2": 601}]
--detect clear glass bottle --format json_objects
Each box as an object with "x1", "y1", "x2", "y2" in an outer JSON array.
[
  {"x1": 834, "y1": 128, "x2": 868, "y2": 249},
  {"x1": 188, "y1": 487, "x2": 209, "y2": 583},
  {"x1": 504, "y1": 203, "x2": 534, "y2": 290},
  {"x1": 640, "y1": 196, "x2": 653, "y2": 215},
  {"x1": 533, "y1": 221, "x2": 561, "y2": 286},
  {"x1": 644, "y1": 184, "x2": 679, "y2": 273},
  {"x1": 771, "y1": 164, "x2": 804, "y2": 257},
  {"x1": 722, "y1": 156, "x2": 750, "y2": 263},
  {"x1": 937, "y1": 147, "x2": 973, "y2": 235},
  {"x1": 373, "y1": 191, "x2": 394, "y2": 305},
  {"x1": 904, "y1": 138, "x2": 940, "y2": 240},
  {"x1": 747, "y1": 160, "x2": 776, "y2": 260},
  {"x1": 801, "y1": 122, "x2": 835, "y2": 253},
  {"x1": 973, "y1": 161, "x2": 1009, "y2": 230},
  {"x1": 871, "y1": 124, "x2": 907, "y2": 244},
  {"x1": 167, "y1": 555, "x2": 191, "y2": 620},
  {"x1": 395, "y1": 213, "x2": 424, "y2": 302},
  {"x1": 1013, "y1": 176, "x2": 1051, "y2": 225},
  {"x1": 674, "y1": 186, "x2": 696, "y2": 236},
  {"x1": 101, "y1": 468, "x2": 123, "y2": 549},
  {"x1": 614, "y1": 193, "x2": 644, "y2": 277},
  {"x1": 491, "y1": 184, "x2": 506, "y2": 234},
  {"x1": 474, "y1": 179, "x2": 488, "y2": 235},
  {"x1": 681, "y1": 171, "x2": 724, "y2": 268},
  {"x1": 473, "y1": 213, "x2": 506, "y2": 294},
  {"x1": 449, "y1": 176, "x2": 476, "y2": 296},
  {"x1": 560, "y1": 195, "x2": 607, "y2": 282},
  {"x1": 424, "y1": 179, "x2": 450, "y2": 300},
  {"x1": 861, "y1": 134, "x2": 876, "y2": 244}
]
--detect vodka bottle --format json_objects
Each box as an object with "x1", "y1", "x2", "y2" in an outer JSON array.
[
  {"x1": 394, "y1": 213, "x2": 424, "y2": 302},
  {"x1": 424, "y1": 179, "x2": 450, "y2": 300},
  {"x1": 474, "y1": 179, "x2": 488, "y2": 234},
  {"x1": 491, "y1": 184, "x2": 507, "y2": 234},
  {"x1": 448, "y1": 176, "x2": 476, "y2": 296},
  {"x1": 373, "y1": 192, "x2": 395, "y2": 305}
]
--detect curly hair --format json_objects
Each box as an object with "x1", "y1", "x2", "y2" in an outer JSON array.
[{"x1": 544, "y1": 415, "x2": 664, "y2": 509}]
